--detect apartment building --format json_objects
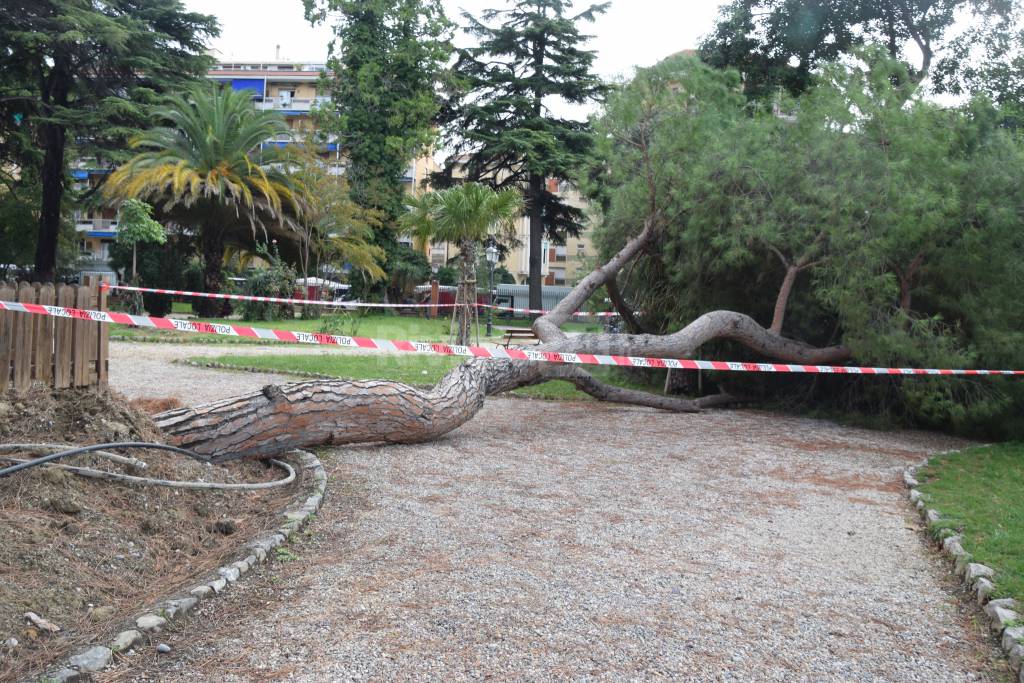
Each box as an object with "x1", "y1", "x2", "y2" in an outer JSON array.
[{"x1": 72, "y1": 166, "x2": 119, "y2": 282}]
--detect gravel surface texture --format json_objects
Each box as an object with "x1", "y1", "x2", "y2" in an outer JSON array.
[
  {"x1": 109, "y1": 341, "x2": 332, "y2": 405},
  {"x1": 100, "y1": 398, "x2": 1009, "y2": 682}
]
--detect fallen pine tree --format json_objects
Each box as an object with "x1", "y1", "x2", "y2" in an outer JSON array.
[
  {"x1": 155, "y1": 52, "x2": 1024, "y2": 457},
  {"x1": 155, "y1": 220, "x2": 849, "y2": 462}
]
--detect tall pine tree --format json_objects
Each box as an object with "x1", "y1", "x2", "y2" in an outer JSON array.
[
  {"x1": 438, "y1": 0, "x2": 607, "y2": 309},
  {"x1": 305, "y1": 0, "x2": 451, "y2": 224},
  {"x1": 0, "y1": 0, "x2": 218, "y2": 281}
]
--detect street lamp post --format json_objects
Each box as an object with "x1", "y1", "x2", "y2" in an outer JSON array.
[{"x1": 485, "y1": 243, "x2": 499, "y2": 337}]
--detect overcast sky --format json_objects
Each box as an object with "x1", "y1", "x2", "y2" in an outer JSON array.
[{"x1": 183, "y1": 0, "x2": 729, "y2": 83}]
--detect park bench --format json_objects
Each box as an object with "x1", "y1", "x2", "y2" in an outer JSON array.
[{"x1": 499, "y1": 326, "x2": 540, "y2": 347}]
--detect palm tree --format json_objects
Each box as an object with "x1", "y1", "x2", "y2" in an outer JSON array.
[
  {"x1": 400, "y1": 182, "x2": 522, "y2": 344},
  {"x1": 104, "y1": 85, "x2": 303, "y2": 314}
]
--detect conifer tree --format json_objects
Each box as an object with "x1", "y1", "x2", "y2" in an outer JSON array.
[
  {"x1": 438, "y1": 0, "x2": 608, "y2": 309},
  {"x1": 0, "y1": 0, "x2": 218, "y2": 281}
]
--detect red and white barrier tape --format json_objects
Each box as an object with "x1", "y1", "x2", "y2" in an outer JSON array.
[
  {"x1": 2, "y1": 299, "x2": 1022, "y2": 376},
  {"x1": 103, "y1": 283, "x2": 622, "y2": 318}
]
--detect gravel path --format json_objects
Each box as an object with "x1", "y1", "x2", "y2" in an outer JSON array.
[
  {"x1": 109, "y1": 341, "x2": 355, "y2": 405},
  {"x1": 102, "y1": 398, "x2": 1009, "y2": 682}
]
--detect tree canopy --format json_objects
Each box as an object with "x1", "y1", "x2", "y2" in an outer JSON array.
[
  {"x1": 0, "y1": 0, "x2": 218, "y2": 280},
  {"x1": 586, "y1": 51, "x2": 1024, "y2": 437},
  {"x1": 700, "y1": 0, "x2": 1017, "y2": 99},
  {"x1": 304, "y1": 0, "x2": 452, "y2": 223},
  {"x1": 400, "y1": 182, "x2": 523, "y2": 343},
  {"x1": 104, "y1": 85, "x2": 303, "y2": 313},
  {"x1": 436, "y1": 0, "x2": 608, "y2": 309}
]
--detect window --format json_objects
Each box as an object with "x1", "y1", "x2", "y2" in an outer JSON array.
[
  {"x1": 576, "y1": 242, "x2": 586, "y2": 256},
  {"x1": 554, "y1": 245, "x2": 567, "y2": 262},
  {"x1": 551, "y1": 268, "x2": 566, "y2": 285}
]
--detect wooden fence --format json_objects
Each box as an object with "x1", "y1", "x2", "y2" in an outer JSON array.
[{"x1": 0, "y1": 276, "x2": 109, "y2": 392}]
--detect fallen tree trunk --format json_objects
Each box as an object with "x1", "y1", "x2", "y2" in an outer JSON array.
[
  {"x1": 156, "y1": 218, "x2": 849, "y2": 461},
  {"x1": 156, "y1": 358, "x2": 730, "y2": 462}
]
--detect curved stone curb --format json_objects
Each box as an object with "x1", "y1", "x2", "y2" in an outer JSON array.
[
  {"x1": 904, "y1": 461, "x2": 1023, "y2": 682},
  {"x1": 32, "y1": 449, "x2": 327, "y2": 683}
]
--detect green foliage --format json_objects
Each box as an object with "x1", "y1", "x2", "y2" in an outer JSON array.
[
  {"x1": 589, "y1": 50, "x2": 1024, "y2": 437},
  {"x1": 381, "y1": 244, "x2": 431, "y2": 301},
  {"x1": 239, "y1": 244, "x2": 298, "y2": 322},
  {"x1": 700, "y1": 0, "x2": 1016, "y2": 98},
  {"x1": 434, "y1": 266, "x2": 458, "y2": 286},
  {"x1": 304, "y1": 0, "x2": 453, "y2": 223},
  {"x1": 109, "y1": 230, "x2": 201, "y2": 316},
  {"x1": 476, "y1": 258, "x2": 515, "y2": 287},
  {"x1": 318, "y1": 311, "x2": 366, "y2": 337},
  {"x1": 437, "y1": 0, "x2": 607, "y2": 306},
  {"x1": 0, "y1": 0, "x2": 219, "y2": 278},
  {"x1": 288, "y1": 145, "x2": 386, "y2": 284},
  {"x1": 115, "y1": 199, "x2": 165, "y2": 248},
  {"x1": 399, "y1": 182, "x2": 522, "y2": 332},
  {"x1": 0, "y1": 173, "x2": 43, "y2": 277},
  {"x1": 399, "y1": 183, "x2": 522, "y2": 248}
]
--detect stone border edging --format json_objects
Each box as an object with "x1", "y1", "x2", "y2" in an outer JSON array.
[
  {"x1": 903, "y1": 461, "x2": 1024, "y2": 682},
  {"x1": 34, "y1": 449, "x2": 327, "y2": 683}
]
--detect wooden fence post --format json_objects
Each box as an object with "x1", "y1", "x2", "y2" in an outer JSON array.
[
  {"x1": 12, "y1": 283, "x2": 34, "y2": 392},
  {"x1": 0, "y1": 281, "x2": 14, "y2": 392},
  {"x1": 54, "y1": 284, "x2": 75, "y2": 389},
  {"x1": 73, "y1": 284, "x2": 90, "y2": 387},
  {"x1": 96, "y1": 276, "x2": 109, "y2": 386},
  {"x1": 35, "y1": 283, "x2": 55, "y2": 385}
]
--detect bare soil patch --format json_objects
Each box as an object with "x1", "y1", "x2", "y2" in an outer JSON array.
[{"x1": 0, "y1": 386, "x2": 294, "y2": 683}]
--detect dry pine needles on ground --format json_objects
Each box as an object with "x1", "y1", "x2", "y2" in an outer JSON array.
[{"x1": 0, "y1": 387, "x2": 295, "y2": 683}]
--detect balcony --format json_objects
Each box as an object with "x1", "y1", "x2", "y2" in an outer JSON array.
[
  {"x1": 255, "y1": 96, "x2": 330, "y2": 113},
  {"x1": 76, "y1": 218, "x2": 118, "y2": 234}
]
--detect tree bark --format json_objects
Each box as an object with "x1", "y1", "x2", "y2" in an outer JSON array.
[
  {"x1": 527, "y1": 173, "x2": 544, "y2": 311},
  {"x1": 606, "y1": 275, "x2": 650, "y2": 334},
  {"x1": 456, "y1": 240, "x2": 477, "y2": 345},
  {"x1": 34, "y1": 61, "x2": 71, "y2": 283},
  {"x1": 156, "y1": 359, "x2": 732, "y2": 462},
  {"x1": 196, "y1": 224, "x2": 225, "y2": 317},
  {"x1": 769, "y1": 265, "x2": 799, "y2": 336}
]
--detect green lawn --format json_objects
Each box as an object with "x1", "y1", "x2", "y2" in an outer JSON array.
[
  {"x1": 115, "y1": 313, "x2": 455, "y2": 344},
  {"x1": 192, "y1": 352, "x2": 658, "y2": 401},
  {"x1": 113, "y1": 312, "x2": 601, "y2": 345},
  {"x1": 917, "y1": 443, "x2": 1024, "y2": 606}
]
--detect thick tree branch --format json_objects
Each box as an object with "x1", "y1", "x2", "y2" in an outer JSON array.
[
  {"x1": 768, "y1": 231, "x2": 827, "y2": 336},
  {"x1": 534, "y1": 219, "x2": 656, "y2": 340},
  {"x1": 539, "y1": 310, "x2": 849, "y2": 364}
]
